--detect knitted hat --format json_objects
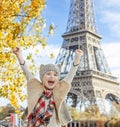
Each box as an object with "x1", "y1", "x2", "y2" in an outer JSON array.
[{"x1": 39, "y1": 64, "x2": 60, "y2": 80}]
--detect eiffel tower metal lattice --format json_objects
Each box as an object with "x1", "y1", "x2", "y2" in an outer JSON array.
[{"x1": 55, "y1": 0, "x2": 120, "y2": 115}]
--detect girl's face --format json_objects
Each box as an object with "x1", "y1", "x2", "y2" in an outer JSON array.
[{"x1": 42, "y1": 71, "x2": 59, "y2": 89}]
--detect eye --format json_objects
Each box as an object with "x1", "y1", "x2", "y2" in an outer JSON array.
[
  {"x1": 54, "y1": 73, "x2": 57, "y2": 76},
  {"x1": 46, "y1": 72, "x2": 51, "y2": 75}
]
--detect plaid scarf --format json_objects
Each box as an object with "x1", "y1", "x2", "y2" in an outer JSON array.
[{"x1": 27, "y1": 90, "x2": 55, "y2": 127}]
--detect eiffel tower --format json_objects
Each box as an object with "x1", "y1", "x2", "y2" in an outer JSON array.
[{"x1": 55, "y1": 0, "x2": 120, "y2": 115}]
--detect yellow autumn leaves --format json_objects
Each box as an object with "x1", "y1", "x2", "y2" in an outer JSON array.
[
  {"x1": 0, "y1": 0, "x2": 48, "y2": 50},
  {"x1": 0, "y1": 56, "x2": 27, "y2": 112},
  {"x1": 0, "y1": 0, "x2": 55, "y2": 114}
]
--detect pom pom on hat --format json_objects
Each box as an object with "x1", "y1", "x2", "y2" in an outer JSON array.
[{"x1": 39, "y1": 64, "x2": 60, "y2": 80}]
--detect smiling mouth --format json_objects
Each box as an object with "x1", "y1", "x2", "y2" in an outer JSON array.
[{"x1": 48, "y1": 81, "x2": 55, "y2": 86}]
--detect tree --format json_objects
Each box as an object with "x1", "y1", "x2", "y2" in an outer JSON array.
[{"x1": 0, "y1": 0, "x2": 54, "y2": 113}]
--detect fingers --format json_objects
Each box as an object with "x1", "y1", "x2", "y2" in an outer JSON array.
[
  {"x1": 75, "y1": 49, "x2": 83, "y2": 55},
  {"x1": 13, "y1": 47, "x2": 19, "y2": 52},
  {"x1": 13, "y1": 47, "x2": 20, "y2": 55}
]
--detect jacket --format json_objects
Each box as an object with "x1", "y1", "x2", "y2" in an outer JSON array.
[{"x1": 22, "y1": 78, "x2": 72, "y2": 126}]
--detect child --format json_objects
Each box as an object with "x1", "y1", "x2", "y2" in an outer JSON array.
[{"x1": 13, "y1": 47, "x2": 83, "y2": 127}]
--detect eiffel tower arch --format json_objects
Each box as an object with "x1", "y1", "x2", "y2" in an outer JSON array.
[{"x1": 55, "y1": 0, "x2": 120, "y2": 116}]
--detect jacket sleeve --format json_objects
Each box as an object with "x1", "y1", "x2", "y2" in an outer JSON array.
[
  {"x1": 64, "y1": 64, "x2": 79, "y2": 84},
  {"x1": 20, "y1": 62, "x2": 34, "y2": 81}
]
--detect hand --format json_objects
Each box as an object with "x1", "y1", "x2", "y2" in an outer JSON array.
[
  {"x1": 13, "y1": 47, "x2": 22, "y2": 57},
  {"x1": 13, "y1": 47, "x2": 25, "y2": 64},
  {"x1": 75, "y1": 49, "x2": 83, "y2": 56}
]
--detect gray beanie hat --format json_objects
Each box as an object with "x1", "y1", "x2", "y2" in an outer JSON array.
[{"x1": 39, "y1": 64, "x2": 60, "y2": 80}]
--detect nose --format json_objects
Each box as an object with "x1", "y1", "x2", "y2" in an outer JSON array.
[{"x1": 50, "y1": 74, "x2": 54, "y2": 78}]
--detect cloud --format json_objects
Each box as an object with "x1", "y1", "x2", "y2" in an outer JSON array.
[
  {"x1": 100, "y1": 11, "x2": 120, "y2": 23},
  {"x1": 100, "y1": 0, "x2": 120, "y2": 7},
  {"x1": 95, "y1": 1, "x2": 120, "y2": 39},
  {"x1": 99, "y1": 12, "x2": 120, "y2": 38},
  {"x1": 25, "y1": 44, "x2": 60, "y2": 65},
  {"x1": 100, "y1": 11, "x2": 120, "y2": 33},
  {"x1": 102, "y1": 42, "x2": 120, "y2": 79}
]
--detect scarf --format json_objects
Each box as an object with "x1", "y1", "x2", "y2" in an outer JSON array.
[{"x1": 27, "y1": 89, "x2": 55, "y2": 127}]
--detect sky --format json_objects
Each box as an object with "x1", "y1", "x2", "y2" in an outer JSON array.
[
  {"x1": 40, "y1": 0, "x2": 120, "y2": 80},
  {"x1": 1, "y1": 0, "x2": 120, "y2": 106}
]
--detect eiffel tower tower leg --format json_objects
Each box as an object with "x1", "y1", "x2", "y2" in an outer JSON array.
[{"x1": 69, "y1": 74, "x2": 98, "y2": 108}]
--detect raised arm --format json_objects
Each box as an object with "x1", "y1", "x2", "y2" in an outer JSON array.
[
  {"x1": 64, "y1": 49, "x2": 83, "y2": 84},
  {"x1": 13, "y1": 47, "x2": 34, "y2": 81}
]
